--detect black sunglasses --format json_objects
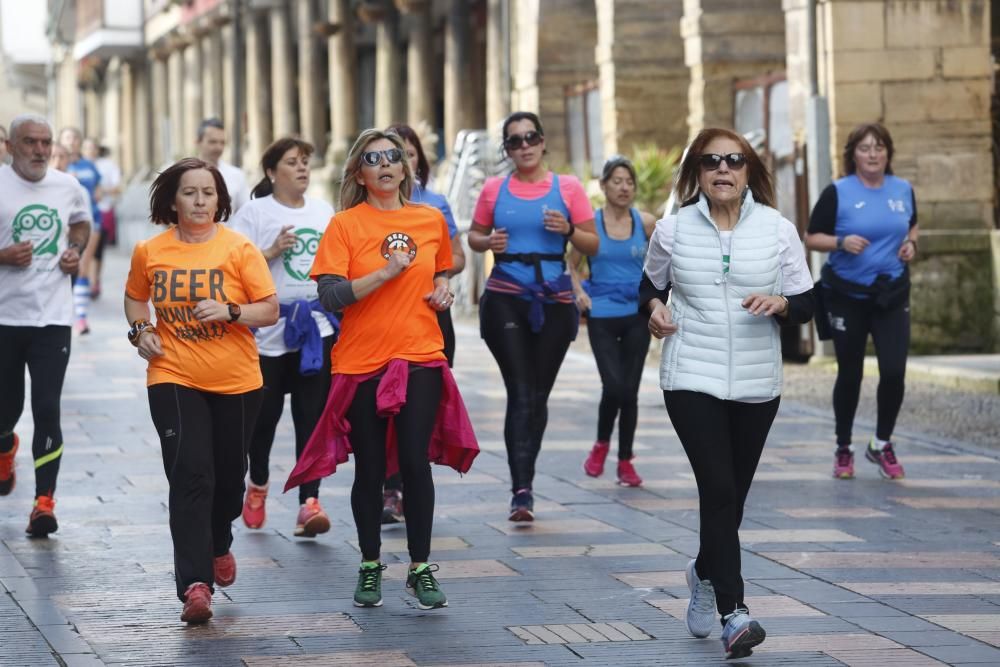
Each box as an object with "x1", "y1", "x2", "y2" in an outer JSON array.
[
  {"x1": 504, "y1": 131, "x2": 544, "y2": 151},
  {"x1": 699, "y1": 153, "x2": 747, "y2": 171},
  {"x1": 361, "y1": 148, "x2": 404, "y2": 166}
]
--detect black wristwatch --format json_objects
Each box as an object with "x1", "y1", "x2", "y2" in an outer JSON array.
[
  {"x1": 835, "y1": 235, "x2": 845, "y2": 250},
  {"x1": 563, "y1": 224, "x2": 576, "y2": 239},
  {"x1": 227, "y1": 302, "x2": 241, "y2": 323}
]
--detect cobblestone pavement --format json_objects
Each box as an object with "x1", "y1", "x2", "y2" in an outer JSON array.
[{"x1": 3, "y1": 248, "x2": 999, "y2": 666}]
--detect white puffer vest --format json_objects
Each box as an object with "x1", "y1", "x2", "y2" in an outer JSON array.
[{"x1": 660, "y1": 192, "x2": 784, "y2": 400}]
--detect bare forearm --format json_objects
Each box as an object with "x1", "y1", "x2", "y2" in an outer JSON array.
[
  {"x1": 568, "y1": 228, "x2": 599, "y2": 256},
  {"x1": 467, "y1": 229, "x2": 491, "y2": 253},
  {"x1": 804, "y1": 232, "x2": 837, "y2": 252},
  {"x1": 235, "y1": 298, "x2": 279, "y2": 328},
  {"x1": 68, "y1": 222, "x2": 91, "y2": 251},
  {"x1": 124, "y1": 295, "x2": 151, "y2": 324},
  {"x1": 449, "y1": 237, "x2": 466, "y2": 276}
]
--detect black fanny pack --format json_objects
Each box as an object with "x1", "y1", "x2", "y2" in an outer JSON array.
[{"x1": 820, "y1": 263, "x2": 910, "y2": 310}]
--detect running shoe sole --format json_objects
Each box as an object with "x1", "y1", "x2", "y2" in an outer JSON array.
[
  {"x1": 833, "y1": 471, "x2": 854, "y2": 479},
  {"x1": 295, "y1": 513, "x2": 331, "y2": 538},
  {"x1": 865, "y1": 449, "x2": 904, "y2": 479},
  {"x1": 352, "y1": 598, "x2": 383, "y2": 608},
  {"x1": 724, "y1": 621, "x2": 765, "y2": 659},
  {"x1": 26, "y1": 515, "x2": 58, "y2": 537},
  {"x1": 406, "y1": 589, "x2": 448, "y2": 609},
  {"x1": 381, "y1": 510, "x2": 404, "y2": 525},
  {"x1": 508, "y1": 508, "x2": 534, "y2": 522},
  {"x1": 180, "y1": 606, "x2": 213, "y2": 624}
]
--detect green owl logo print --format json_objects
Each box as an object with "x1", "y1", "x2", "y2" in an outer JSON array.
[
  {"x1": 12, "y1": 204, "x2": 63, "y2": 256},
  {"x1": 283, "y1": 228, "x2": 322, "y2": 281}
]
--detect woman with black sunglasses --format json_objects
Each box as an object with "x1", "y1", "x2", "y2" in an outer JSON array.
[
  {"x1": 641, "y1": 128, "x2": 814, "y2": 659},
  {"x1": 468, "y1": 111, "x2": 598, "y2": 522},
  {"x1": 286, "y1": 129, "x2": 478, "y2": 611}
]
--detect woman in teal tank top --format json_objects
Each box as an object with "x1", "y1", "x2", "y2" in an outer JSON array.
[{"x1": 569, "y1": 156, "x2": 656, "y2": 487}]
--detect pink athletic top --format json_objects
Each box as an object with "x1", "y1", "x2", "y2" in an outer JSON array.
[{"x1": 473, "y1": 172, "x2": 594, "y2": 229}]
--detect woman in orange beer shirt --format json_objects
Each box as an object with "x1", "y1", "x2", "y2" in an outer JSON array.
[
  {"x1": 285, "y1": 129, "x2": 478, "y2": 611},
  {"x1": 124, "y1": 158, "x2": 278, "y2": 624}
]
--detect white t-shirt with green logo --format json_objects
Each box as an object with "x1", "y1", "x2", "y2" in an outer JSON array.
[
  {"x1": 0, "y1": 165, "x2": 92, "y2": 327},
  {"x1": 229, "y1": 194, "x2": 335, "y2": 357}
]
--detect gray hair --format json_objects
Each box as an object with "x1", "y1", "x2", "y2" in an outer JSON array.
[
  {"x1": 9, "y1": 114, "x2": 51, "y2": 142},
  {"x1": 197, "y1": 117, "x2": 225, "y2": 141}
]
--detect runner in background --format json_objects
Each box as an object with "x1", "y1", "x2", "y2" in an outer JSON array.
[
  {"x1": 230, "y1": 137, "x2": 337, "y2": 538},
  {"x1": 0, "y1": 114, "x2": 92, "y2": 537},
  {"x1": 59, "y1": 127, "x2": 101, "y2": 334}
]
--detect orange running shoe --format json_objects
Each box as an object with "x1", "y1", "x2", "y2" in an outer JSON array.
[
  {"x1": 26, "y1": 495, "x2": 58, "y2": 537},
  {"x1": 0, "y1": 433, "x2": 19, "y2": 496},
  {"x1": 214, "y1": 552, "x2": 237, "y2": 587},
  {"x1": 294, "y1": 497, "x2": 331, "y2": 538}
]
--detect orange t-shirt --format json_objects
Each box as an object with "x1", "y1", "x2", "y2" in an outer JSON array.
[
  {"x1": 125, "y1": 225, "x2": 277, "y2": 394},
  {"x1": 310, "y1": 201, "x2": 452, "y2": 374}
]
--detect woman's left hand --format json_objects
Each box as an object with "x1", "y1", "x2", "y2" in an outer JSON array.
[
  {"x1": 898, "y1": 239, "x2": 916, "y2": 262},
  {"x1": 425, "y1": 284, "x2": 454, "y2": 311},
  {"x1": 543, "y1": 208, "x2": 572, "y2": 236},
  {"x1": 192, "y1": 299, "x2": 230, "y2": 322},
  {"x1": 742, "y1": 294, "x2": 787, "y2": 317}
]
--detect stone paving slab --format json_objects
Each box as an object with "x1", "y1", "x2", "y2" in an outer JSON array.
[{"x1": 2, "y1": 248, "x2": 1000, "y2": 666}]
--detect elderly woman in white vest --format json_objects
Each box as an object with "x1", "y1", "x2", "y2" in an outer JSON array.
[{"x1": 640, "y1": 128, "x2": 814, "y2": 660}]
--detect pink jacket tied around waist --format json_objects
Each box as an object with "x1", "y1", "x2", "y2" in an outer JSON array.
[{"x1": 285, "y1": 359, "x2": 479, "y2": 492}]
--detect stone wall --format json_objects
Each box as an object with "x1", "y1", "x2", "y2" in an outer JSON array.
[
  {"x1": 682, "y1": 0, "x2": 786, "y2": 136},
  {"x1": 817, "y1": 0, "x2": 996, "y2": 352},
  {"x1": 510, "y1": 0, "x2": 598, "y2": 168},
  {"x1": 595, "y1": 0, "x2": 688, "y2": 157}
]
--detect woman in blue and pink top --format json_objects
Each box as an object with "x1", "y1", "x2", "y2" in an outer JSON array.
[
  {"x1": 468, "y1": 111, "x2": 598, "y2": 521},
  {"x1": 569, "y1": 155, "x2": 656, "y2": 488}
]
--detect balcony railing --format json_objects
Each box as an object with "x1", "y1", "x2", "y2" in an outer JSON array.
[{"x1": 73, "y1": 0, "x2": 144, "y2": 60}]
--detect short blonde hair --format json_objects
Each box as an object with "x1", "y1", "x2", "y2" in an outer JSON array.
[{"x1": 340, "y1": 129, "x2": 413, "y2": 210}]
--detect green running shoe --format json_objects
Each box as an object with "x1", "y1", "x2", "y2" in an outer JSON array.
[
  {"x1": 353, "y1": 562, "x2": 386, "y2": 607},
  {"x1": 406, "y1": 563, "x2": 448, "y2": 609}
]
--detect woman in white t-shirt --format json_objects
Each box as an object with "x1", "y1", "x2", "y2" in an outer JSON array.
[{"x1": 229, "y1": 137, "x2": 336, "y2": 538}]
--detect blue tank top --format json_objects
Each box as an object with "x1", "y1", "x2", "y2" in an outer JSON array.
[
  {"x1": 587, "y1": 208, "x2": 646, "y2": 318},
  {"x1": 828, "y1": 174, "x2": 913, "y2": 286},
  {"x1": 491, "y1": 173, "x2": 570, "y2": 287}
]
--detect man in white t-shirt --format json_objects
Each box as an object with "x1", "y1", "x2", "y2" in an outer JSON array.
[
  {"x1": 0, "y1": 114, "x2": 92, "y2": 537},
  {"x1": 195, "y1": 118, "x2": 250, "y2": 211}
]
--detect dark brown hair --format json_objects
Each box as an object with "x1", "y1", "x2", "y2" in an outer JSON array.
[
  {"x1": 148, "y1": 158, "x2": 232, "y2": 225},
  {"x1": 842, "y1": 122, "x2": 894, "y2": 176},
  {"x1": 600, "y1": 154, "x2": 637, "y2": 185},
  {"x1": 674, "y1": 128, "x2": 776, "y2": 209},
  {"x1": 251, "y1": 137, "x2": 315, "y2": 199},
  {"x1": 386, "y1": 123, "x2": 430, "y2": 188}
]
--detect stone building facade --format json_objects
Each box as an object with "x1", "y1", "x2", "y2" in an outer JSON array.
[{"x1": 32, "y1": 0, "x2": 1000, "y2": 353}]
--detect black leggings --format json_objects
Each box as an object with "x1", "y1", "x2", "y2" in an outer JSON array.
[
  {"x1": 587, "y1": 314, "x2": 650, "y2": 460},
  {"x1": 664, "y1": 390, "x2": 780, "y2": 616},
  {"x1": 248, "y1": 336, "x2": 333, "y2": 504},
  {"x1": 148, "y1": 383, "x2": 261, "y2": 600},
  {"x1": 0, "y1": 325, "x2": 71, "y2": 498},
  {"x1": 348, "y1": 366, "x2": 441, "y2": 563},
  {"x1": 480, "y1": 291, "x2": 577, "y2": 493},
  {"x1": 436, "y1": 309, "x2": 456, "y2": 367},
  {"x1": 826, "y1": 288, "x2": 909, "y2": 446}
]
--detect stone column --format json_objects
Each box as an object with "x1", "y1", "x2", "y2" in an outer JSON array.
[
  {"x1": 485, "y1": 0, "x2": 509, "y2": 139},
  {"x1": 131, "y1": 59, "x2": 152, "y2": 176},
  {"x1": 374, "y1": 2, "x2": 402, "y2": 128},
  {"x1": 403, "y1": 1, "x2": 434, "y2": 128},
  {"x1": 102, "y1": 58, "x2": 123, "y2": 159},
  {"x1": 201, "y1": 29, "x2": 224, "y2": 119},
  {"x1": 83, "y1": 86, "x2": 101, "y2": 139},
  {"x1": 119, "y1": 61, "x2": 136, "y2": 177},
  {"x1": 183, "y1": 37, "x2": 203, "y2": 155},
  {"x1": 270, "y1": 3, "x2": 297, "y2": 138},
  {"x1": 167, "y1": 45, "x2": 185, "y2": 159},
  {"x1": 682, "y1": 0, "x2": 786, "y2": 137},
  {"x1": 327, "y1": 0, "x2": 357, "y2": 163},
  {"x1": 444, "y1": 0, "x2": 474, "y2": 155},
  {"x1": 245, "y1": 10, "x2": 273, "y2": 165},
  {"x1": 221, "y1": 20, "x2": 239, "y2": 164},
  {"x1": 595, "y1": 0, "x2": 688, "y2": 156},
  {"x1": 296, "y1": 0, "x2": 325, "y2": 152},
  {"x1": 150, "y1": 53, "x2": 168, "y2": 167}
]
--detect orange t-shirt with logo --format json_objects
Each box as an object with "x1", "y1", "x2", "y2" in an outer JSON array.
[
  {"x1": 310, "y1": 201, "x2": 452, "y2": 375},
  {"x1": 125, "y1": 225, "x2": 277, "y2": 394}
]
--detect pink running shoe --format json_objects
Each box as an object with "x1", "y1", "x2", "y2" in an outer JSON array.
[
  {"x1": 865, "y1": 440, "x2": 904, "y2": 479},
  {"x1": 294, "y1": 497, "x2": 331, "y2": 537},
  {"x1": 833, "y1": 447, "x2": 854, "y2": 479},
  {"x1": 213, "y1": 552, "x2": 236, "y2": 587},
  {"x1": 583, "y1": 441, "x2": 610, "y2": 477},
  {"x1": 180, "y1": 583, "x2": 212, "y2": 624},
  {"x1": 617, "y1": 459, "x2": 643, "y2": 487},
  {"x1": 242, "y1": 481, "x2": 268, "y2": 528}
]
